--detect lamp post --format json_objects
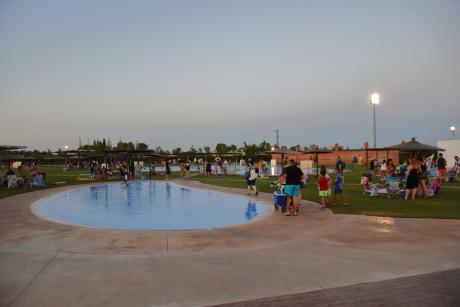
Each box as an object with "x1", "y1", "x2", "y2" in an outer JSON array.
[
  {"x1": 451, "y1": 126, "x2": 456, "y2": 139},
  {"x1": 370, "y1": 93, "x2": 380, "y2": 161}
]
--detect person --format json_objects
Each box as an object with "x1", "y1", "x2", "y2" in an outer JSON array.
[
  {"x1": 278, "y1": 159, "x2": 304, "y2": 216},
  {"x1": 333, "y1": 169, "x2": 348, "y2": 206},
  {"x1": 437, "y1": 153, "x2": 447, "y2": 184},
  {"x1": 165, "y1": 160, "x2": 171, "y2": 180},
  {"x1": 185, "y1": 161, "x2": 191, "y2": 176},
  {"x1": 357, "y1": 154, "x2": 363, "y2": 166},
  {"x1": 453, "y1": 156, "x2": 460, "y2": 178},
  {"x1": 120, "y1": 164, "x2": 128, "y2": 185},
  {"x1": 317, "y1": 165, "x2": 330, "y2": 209},
  {"x1": 335, "y1": 156, "x2": 345, "y2": 173},
  {"x1": 405, "y1": 158, "x2": 421, "y2": 200},
  {"x1": 149, "y1": 163, "x2": 156, "y2": 179},
  {"x1": 380, "y1": 159, "x2": 387, "y2": 181},
  {"x1": 386, "y1": 159, "x2": 396, "y2": 177},
  {"x1": 205, "y1": 161, "x2": 212, "y2": 176},
  {"x1": 369, "y1": 159, "x2": 375, "y2": 174},
  {"x1": 246, "y1": 160, "x2": 258, "y2": 196},
  {"x1": 418, "y1": 155, "x2": 428, "y2": 198}
]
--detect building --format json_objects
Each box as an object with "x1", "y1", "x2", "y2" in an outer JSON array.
[{"x1": 436, "y1": 139, "x2": 460, "y2": 169}]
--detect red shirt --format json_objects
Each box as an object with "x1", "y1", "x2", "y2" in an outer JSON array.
[{"x1": 318, "y1": 176, "x2": 329, "y2": 191}]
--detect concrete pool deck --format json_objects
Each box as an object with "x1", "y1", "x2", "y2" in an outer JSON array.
[{"x1": 1, "y1": 179, "x2": 460, "y2": 306}]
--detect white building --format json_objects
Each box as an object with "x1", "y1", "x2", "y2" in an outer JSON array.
[{"x1": 436, "y1": 139, "x2": 460, "y2": 169}]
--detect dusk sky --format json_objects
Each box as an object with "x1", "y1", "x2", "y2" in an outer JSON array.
[{"x1": 1, "y1": 0, "x2": 459, "y2": 151}]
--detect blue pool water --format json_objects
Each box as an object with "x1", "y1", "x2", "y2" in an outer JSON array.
[{"x1": 32, "y1": 182, "x2": 269, "y2": 230}]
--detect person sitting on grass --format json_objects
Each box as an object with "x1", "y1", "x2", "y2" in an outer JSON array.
[
  {"x1": 333, "y1": 169, "x2": 348, "y2": 206},
  {"x1": 278, "y1": 159, "x2": 304, "y2": 216},
  {"x1": 317, "y1": 165, "x2": 330, "y2": 210}
]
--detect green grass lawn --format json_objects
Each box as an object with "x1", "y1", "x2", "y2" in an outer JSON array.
[{"x1": 193, "y1": 167, "x2": 460, "y2": 219}]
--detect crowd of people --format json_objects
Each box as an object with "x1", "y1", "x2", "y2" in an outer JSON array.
[
  {"x1": 0, "y1": 162, "x2": 46, "y2": 189},
  {"x1": 362, "y1": 152, "x2": 459, "y2": 200}
]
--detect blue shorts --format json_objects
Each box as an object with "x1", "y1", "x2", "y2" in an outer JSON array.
[
  {"x1": 334, "y1": 186, "x2": 343, "y2": 194},
  {"x1": 284, "y1": 184, "x2": 300, "y2": 197}
]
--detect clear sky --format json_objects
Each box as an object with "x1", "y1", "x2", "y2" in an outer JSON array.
[{"x1": 1, "y1": 0, "x2": 459, "y2": 151}]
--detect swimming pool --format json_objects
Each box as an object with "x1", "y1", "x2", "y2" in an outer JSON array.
[{"x1": 32, "y1": 182, "x2": 269, "y2": 230}]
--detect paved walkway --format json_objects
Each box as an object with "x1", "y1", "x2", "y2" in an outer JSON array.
[
  {"x1": 1, "y1": 179, "x2": 460, "y2": 307},
  {"x1": 211, "y1": 268, "x2": 460, "y2": 307}
]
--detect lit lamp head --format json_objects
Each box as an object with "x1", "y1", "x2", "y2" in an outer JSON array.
[
  {"x1": 64, "y1": 145, "x2": 69, "y2": 150},
  {"x1": 370, "y1": 93, "x2": 380, "y2": 105},
  {"x1": 450, "y1": 126, "x2": 456, "y2": 132}
]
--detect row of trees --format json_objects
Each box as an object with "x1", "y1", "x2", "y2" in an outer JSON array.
[{"x1": 74, "y1": 139, "x2": 273, "y2": 161}]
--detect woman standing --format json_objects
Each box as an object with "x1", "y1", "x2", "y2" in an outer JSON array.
[
  {"x1": 405, "y1": 158, "x2": 421, "y2": 200},
  {"x1": 418, "y1": 155, "x2": 428, "y2": 198}
]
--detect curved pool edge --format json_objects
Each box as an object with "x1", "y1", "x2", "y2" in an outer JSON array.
[{"x1": 30, "y1": 180, "x2": 274, "y2": 232}]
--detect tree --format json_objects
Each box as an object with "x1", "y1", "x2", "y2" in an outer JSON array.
[
  {"x1": 215, "y1": 143, "x2": 228, "y2": 154},
  {"x1": 172, "y1": 147, "x2": 182, "y2": 155},
  {"x1": 203, "y1": 146, "x2": 210, "y2": 153},
  {"x1": 136, "y1": 142, "x2": 148, "y2": 150}
]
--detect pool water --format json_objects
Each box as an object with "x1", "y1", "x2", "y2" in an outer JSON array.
[{"x1": 32, "y1": 182, "x2": 269, "y2": 230}]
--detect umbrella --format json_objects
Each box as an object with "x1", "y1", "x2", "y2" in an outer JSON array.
[{"x1": 387, "y1": 138, "x2": 444, "y2": 152}]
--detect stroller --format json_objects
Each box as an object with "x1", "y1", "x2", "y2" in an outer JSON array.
[{"x1": 386, "y1": 176, "x2": 403, "y2": 198}]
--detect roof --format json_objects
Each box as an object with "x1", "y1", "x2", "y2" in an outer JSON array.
[
  {"x1": 387, "y1": 138, "x2": 445, "y2": 152},
  {"x1": 0, "y1": 145, "x2": 27, "y2": 151},
  {"x1": 265, "y1": 148, "x2": 299, "y2": 155}
]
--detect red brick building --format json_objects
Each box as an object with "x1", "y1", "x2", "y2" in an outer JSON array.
[{"x1": 271, "y1": 143, "x2": 399, "y2": 166}]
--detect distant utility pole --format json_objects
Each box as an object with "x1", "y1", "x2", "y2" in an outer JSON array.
[{"x1": 274, "y1": 129, "x2": 279, "y2": 146}]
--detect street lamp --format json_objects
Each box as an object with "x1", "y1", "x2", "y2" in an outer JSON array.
[
  {"x1": 370, "y1": 93, "x2": 380, "y2": 161},
  {"x1": 64, "y1": 145, "x2": 69, "y2": 150},
  {"x1": 451, "y1": 126, "x2": 456, "y2": 139}
]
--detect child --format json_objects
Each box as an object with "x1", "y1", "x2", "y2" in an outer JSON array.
[
  {"x1": 317, "y1": 165, "x2": 329, "y2": 209},
  {"x1": 333, "y1": 170, "x2": 348, "y2": 206}
]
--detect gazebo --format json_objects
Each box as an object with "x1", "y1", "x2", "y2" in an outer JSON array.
[{"x1": 387, "y1": 137, "x2": 445, "y2": 153}]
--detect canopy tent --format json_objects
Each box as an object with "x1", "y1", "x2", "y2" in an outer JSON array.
[
  {"x1": 0, "y1": 145, "x2": 27, "y2": 151},
  {"x1": 387, "y1": 138, "x2": 445, "y2": 152}
]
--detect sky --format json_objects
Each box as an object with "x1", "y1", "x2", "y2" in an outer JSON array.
[{"x1": 1, "y1": 0, "x2": 459, "y2": 151}]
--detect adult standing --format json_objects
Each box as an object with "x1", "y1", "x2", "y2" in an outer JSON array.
[
  {"x1": 165, "y1": 160, "x2": 171, "y2": 180},
  {"x1": 335, "y1": 156, "x2": 345, "y2": 173},
  {"x1": 405, "y1": 158, "x2": 421, "y2": 200},
  {"x1": 246, "y1": 159, "x2": 258, "y2": 196},
  {"x1": 437, "y1": 153, "x2": 447, "y2": 184},
  {"x1": 278, "y1": 159, "x2": 304, "y2": 216},
  {"x1": 453, "y1": 156, "x2": 459, "y2": 178}
]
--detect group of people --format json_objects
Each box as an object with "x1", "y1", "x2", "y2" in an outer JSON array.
[
  {"x1": 0, "y1": 163, "x2": 45, "y2": 189},
  {"x1": 365, "y1": 152, "x2": 455, "y2": 200},
  {"x1": 245, "y1": 157, "x2": 347, "y2": 216}
]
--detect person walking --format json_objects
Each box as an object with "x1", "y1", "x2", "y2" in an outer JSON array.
[
  {"x1": 332, "y1": 169, "x2": 348, "y2": 206},
  {"x1": 317, "y1": 165, "x2": 330, "y2": 210},
  {"x1": 278, "y1": 159, "x2": 304, "y2": 216},
  {"x1": 246, "y1": 160, "x2": 258, "y2": 196}
]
